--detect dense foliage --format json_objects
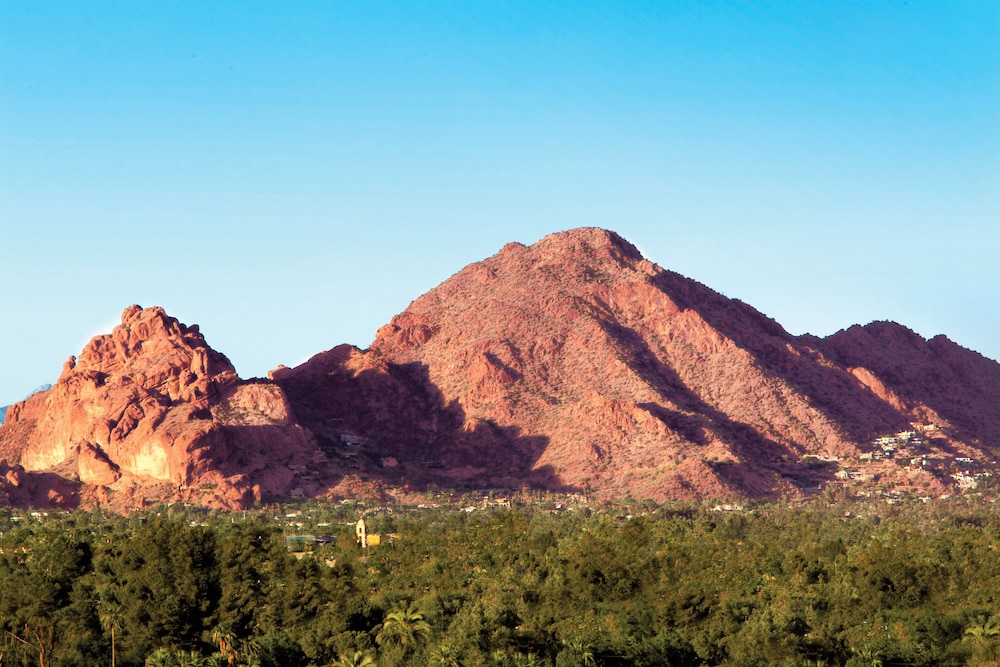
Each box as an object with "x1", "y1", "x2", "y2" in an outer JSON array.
[{"x1": 3, "y1": 497, "x2": 1000, "y2": 666}]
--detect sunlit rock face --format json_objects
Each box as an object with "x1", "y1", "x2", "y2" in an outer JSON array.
[
  {"x1": 0, "y1": 306, "x2": 314, "y2": 509},
  {"x1": 274, "y1": 229, "x2": 872, "y2": 501},
  {"x1": 5, "y1": 229, "x2": 1000, "y2": 510},
  {"x1": 278, "y1": 228, "x2": 1000, "y2": 502}
]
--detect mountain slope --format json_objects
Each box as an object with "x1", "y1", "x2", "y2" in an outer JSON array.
[
  {"x1": 4, "y1": 228, "x2": 999, "y2": 508},
  {"x1": 817, "y1": 322, "x2": 1000, "y2": 453},
  {"x1": 277, "y1": 228, "x2": 956, "y2": 501},
  {"x1": 0, "y1": 385, "x2": 51, "y2": 426}
]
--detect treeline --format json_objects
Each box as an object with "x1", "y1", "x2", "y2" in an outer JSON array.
[{"x1": 3, "y1": 498, "x2": 1000, "y2": 666}]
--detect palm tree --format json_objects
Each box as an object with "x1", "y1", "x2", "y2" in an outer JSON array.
[
  {"x1": 329, "y1": 650, "x2": 376, "y2": 667},
  {"x1": 146, "y1": 648, "x2": 176, "y2": 667},
  {"x1": 429, "y1": 643, "x2": 461, "y2": 667},
  {"x1": 98, "y1": 601, "x2": 123, "y2": 667},
  {"x1": 375, "y1": 603, "x2": 432, "y2": 652},
  {"x1": 965, "y1": 615, "x2": 1000, "y2": 664},
  {"x1": 212, "y1": 625, "x2": 237, "y2": 666},
  {"x1": 565, "y1": 638, "x2": 596, "y2": 667},
  {"x1": 966, "y1": 614, "x2": 1000, "y2": 641},
  {"x1": 173, "y1": 651, "x2": 209, "y2": 667},
  {"x1": 854, "y1": 645, "x2": 883, "y2": 667},
  {"x1": 235, "y1": 638, "x2": 261, "y2": 667},
  {"x1": 488, "y1": 649, "x2": 510, "y2": 667}
]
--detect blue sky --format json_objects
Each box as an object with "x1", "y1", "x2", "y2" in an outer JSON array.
[{"x1": 1, "y1": 1, "x2": 998, "y2": 407}]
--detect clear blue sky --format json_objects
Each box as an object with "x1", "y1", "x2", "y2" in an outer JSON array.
[{"x1": 2, "y1": 1, "x2": 998, "y2": 407}]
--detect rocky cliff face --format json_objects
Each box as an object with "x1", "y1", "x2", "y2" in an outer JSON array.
[{"x1": 0, "y1": 306, "x2": 315, "y2": 509}]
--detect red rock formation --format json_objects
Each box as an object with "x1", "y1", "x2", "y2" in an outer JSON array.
[
  {"x1": 0, "y1": 306, "x2": 315, "y2": 509},
  {"x1": 0, "y1": 460, "x2": 79, "y2": 509},
  {"x1": 7, "y1": 229, "x2": 1000, "y2": 508},
  {"x1": 278, "y1": 228, "x2": 939, "y2": 501}
]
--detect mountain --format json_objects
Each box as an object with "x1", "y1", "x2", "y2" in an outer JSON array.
[
  {"x1": 3, "y1": 228, "x2": 999, "y2": 509},
  {"x1": 273, "y1": 228, "x2": 996, "y2": 501},
  {"x1": 815, "y1": 323, "x2": 1000, "y2": 455},
  {"x1": 0, "y1": 306, "x2": 315, "y2": 509}
]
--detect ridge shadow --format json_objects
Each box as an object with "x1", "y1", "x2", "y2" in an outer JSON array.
[
  {"x1": 276, "y1": 352, "x2": 575, "y2": 496},
  {"x1": 651, "y1": 270, "x2": 912, "y2": 445}
]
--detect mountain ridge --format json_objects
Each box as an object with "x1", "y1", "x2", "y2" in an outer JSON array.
[{"x1": 1, "y1": 227, "x2": 997, "y2": 509}]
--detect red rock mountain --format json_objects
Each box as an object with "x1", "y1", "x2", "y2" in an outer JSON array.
[
  {"x1": 3, "y1": 228, "x2": 1000, "y2": 508},
  {"x1": 817, "y1": 323, "x2": 1000, "y2": 452},
  {"x1": 274, "y1": 228, "x2": 1000, "y2": 501},
  {"x1": 0, "y1": 306, "x2": 314, "y2": 509}
]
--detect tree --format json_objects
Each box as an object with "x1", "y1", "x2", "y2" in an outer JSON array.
[
  {"x1": 210, "y1": 624, "x2": 261, "y2": 667},
  {"x1": 965, "y1": 615, "x2": 1000, "y2": 665},
  {"x1": 212, "y1": 624, "x2": 237, "y2": 666},
  {"x1": 146, "y1": 647, "x2": 177, "y2": 667},
  {"x1": 0, "y1": 530, "x2": 94, "y2": 667},
  {"x1": 965, "y1": 615, "x2": 1000, "y2": 642},
  {"x1": 375, "y1": 603, "x2": 431, "y2": 652},
  {"x1": 98, "y1": 601, "x2": 124, "y2": 667},
  {"x1": 106, "y1": 520, "x2": 220, "y2": 663},
  {"x1": 562, "y1": 639, "x2": 596, "y2": 667},
  {"x1": 174, "y1": 650, "x2": 211, "y2": 667},
  {"x1": 256, "y1": 630, "x2": 308, "y2": 667},
  {"x1": 236, "y1": 637, "x2": 261, "y2": 667},
  {"x1": 852, "y1": 644, "x2": 883, "y2": 667},
  {"x1": 329, "y1": 650, "x2": 376, "y2": 667},
  {"x1": 1, "y1": 624, "x2": 55, "y2": 667},
  {"x1": 489, "y1": 649, "x2": 511, "y2": 666},
  {"x1": 429, "y1": 642, "x2": 462, "y2": 667}
]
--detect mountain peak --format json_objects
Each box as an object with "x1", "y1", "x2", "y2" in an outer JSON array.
[
  {"x1": 284, "y1": 229, "x2": 913, "y2": 500},
  {"x1": 533, "y1": 227, "x2": 645, "y2": 264},
  {"x1": 65, "y1": 305, "x2": 235, "y2": 401},
  {"x1": 0, "y1": 306, "x2": 313, "y2": 510}
]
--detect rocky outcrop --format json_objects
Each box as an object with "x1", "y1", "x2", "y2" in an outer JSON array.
[
  {"x1": 0, "y1": 460, "x2": 78, "y2": 508},
  {"x1": 0, "y1": 306, "x2": 315, "y2": 509}
]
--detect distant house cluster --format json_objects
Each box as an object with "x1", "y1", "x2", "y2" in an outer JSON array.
[
  {"x1": 825, "y1": 423, "x2": 997, "y2": 496},
  {"x1": 869, "y1": 430, "x2": 926, "y2": 459}
]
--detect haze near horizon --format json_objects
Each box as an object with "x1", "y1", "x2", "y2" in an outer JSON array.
[{"x1": 1, "y1": 1, "x2": 997, "y2": 407}]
